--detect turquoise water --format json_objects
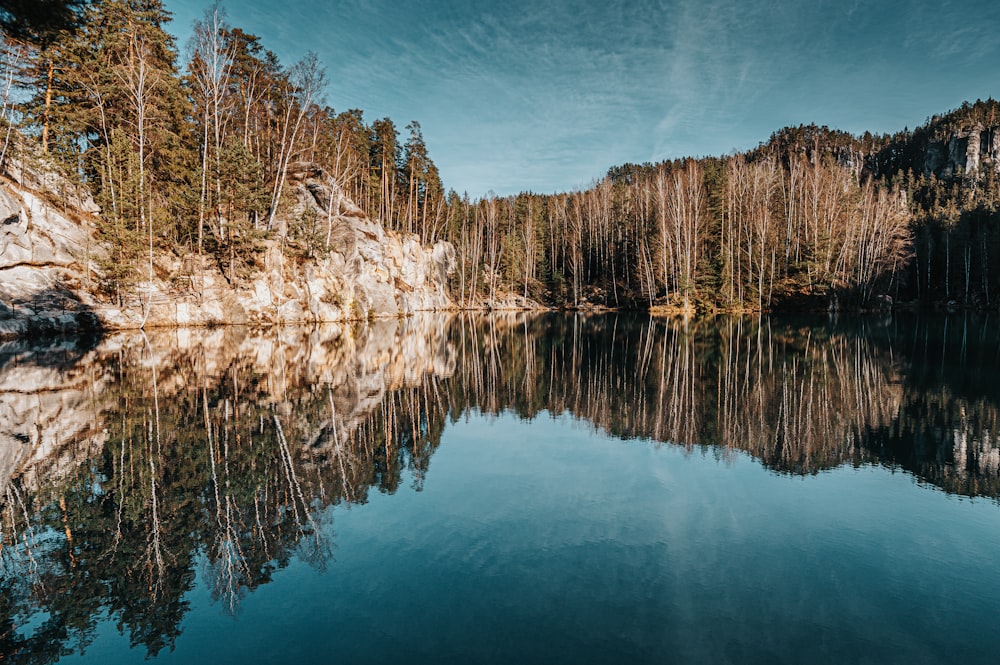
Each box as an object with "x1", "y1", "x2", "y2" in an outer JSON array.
[{"x1": 3, "y1": 314, "x2": 1000, "y2": 664}]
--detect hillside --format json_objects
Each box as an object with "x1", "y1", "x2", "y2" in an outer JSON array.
[{"x1": 441, "y1": 99, "x2": 1000, "y2": 312}]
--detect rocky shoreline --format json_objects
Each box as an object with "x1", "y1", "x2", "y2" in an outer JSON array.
[{"x1": 0, "y1": 161, "x2": 458, "y2": 340}]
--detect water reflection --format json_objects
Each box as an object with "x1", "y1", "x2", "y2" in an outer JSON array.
[
  {"x1": 1, "y1": 312, "x2": 998, "y2": 661},
  {"x1": 446, "y1": 313, "x2": 1000, "y2": 493}
]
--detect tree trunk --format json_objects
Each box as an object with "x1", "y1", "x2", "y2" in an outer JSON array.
[{"x1": 41, "y1": 58, "x2": 54, "y2": 153}]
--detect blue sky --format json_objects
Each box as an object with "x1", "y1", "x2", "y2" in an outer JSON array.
[{"x1": 164, "y1": 0, "x2": 1000, "y2": 197}]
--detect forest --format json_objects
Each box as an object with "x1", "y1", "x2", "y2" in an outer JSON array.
[{"x1": 1, "y1": 0, "x2": 999, "y2": 312}]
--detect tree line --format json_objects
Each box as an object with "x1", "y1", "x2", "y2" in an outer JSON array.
[{"x1": 439, "y1": 153, "x2": 911, "y2": 310}]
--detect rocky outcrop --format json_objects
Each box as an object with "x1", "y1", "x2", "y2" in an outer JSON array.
[
  {"x1": 0, "y1": 160, "x2": 455, "y2": 339},
  {"x1": 924, "y1": 124, "x2": 1000, "y2": 178},
  {"x1": 225, "y1": 162, "x2": 456, "y2": 326},
  {"x1": 4, "y1": 147, "x2": 101, "y2": 215},
  {"x1": 0, "y1": 181, "x2": 105, "y2": 338}
]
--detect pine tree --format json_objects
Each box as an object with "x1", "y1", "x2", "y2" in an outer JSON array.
[
  {"x1": 59, "y1": 0, "x2": 195, "y2": 301},
  {"x1": 370, "y1": 117, "x2": 399, "y2": 226}
]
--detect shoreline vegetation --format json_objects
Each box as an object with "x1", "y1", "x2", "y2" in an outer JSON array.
[{"x1": 0, "y1": 2, "x2": 999, "y2": 339}]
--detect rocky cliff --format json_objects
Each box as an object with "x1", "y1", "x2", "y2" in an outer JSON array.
[
  {"x1": 0, "y1": 159, "x2": 455, "y2": 339},
  {"x1": 923, "y1": 123, "x2": 1000, "y2": 178}
]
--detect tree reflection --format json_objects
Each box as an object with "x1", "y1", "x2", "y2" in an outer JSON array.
[
  {"x1": 439, "y1": 312, "x2": 999, "y2": 491},
  {"x1": 1, "y1": 313, "x2": 999, "y2": 660}
]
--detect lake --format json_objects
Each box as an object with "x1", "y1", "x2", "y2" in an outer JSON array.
[{"x1": 2, "y1": 313, "x2": 999, "y2": 664}]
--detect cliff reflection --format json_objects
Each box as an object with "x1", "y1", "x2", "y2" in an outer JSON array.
[
  {"x1": 0, "y1": 318, "x2": 455, "y2": 661},
  {"x1": 1, "y1": 313, "x2": 999, "y2": 661}
]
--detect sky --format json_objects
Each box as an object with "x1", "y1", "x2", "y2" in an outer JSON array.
[{"x1": 163, "y1": 0, "x2": 1000, "y2": 197}]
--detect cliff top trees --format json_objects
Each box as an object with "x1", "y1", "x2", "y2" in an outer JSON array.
[
  {"x1": 0, "y1": 0, "x2": 88, "y2": 160},
  {"x1": 265, "y1": 49, "x2": 325, "y2": 235},
  {"x1": 3, "y1": 0, "x2": 450, "y2": 293},
  {"x1": 370, "y1": 116, "x2": 399, "y2": 225},
  {"x1": 188, "y1": 1, "x2": 234, "y2": 255}
]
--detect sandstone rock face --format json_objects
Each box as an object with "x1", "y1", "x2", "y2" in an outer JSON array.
[
  {"x1": 923, "y1": 141, "x2": 946, "y2": 175},
  {"x1": 5, "y1": 150, "x2": 101, "y2": 215},
  {"x1": 965, "y1": 125, "x2": 982, "y2": 174},
  {"x1": 205, "y1": 162, "x2": 458, "y2": 328},
  {"x1": 0, "y1": 161, "x2": 455, "y2": 339},
  {"x1": 925, "y1": 124, "x2": 1000, "y2": 178},
  {"x1": 0, "y1": 184, "x2": 105, "y2": 338}
]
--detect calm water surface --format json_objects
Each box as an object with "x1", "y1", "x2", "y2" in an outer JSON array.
[{"x1": 2, "y1": 313, "x2": 999, "y2": 664}]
